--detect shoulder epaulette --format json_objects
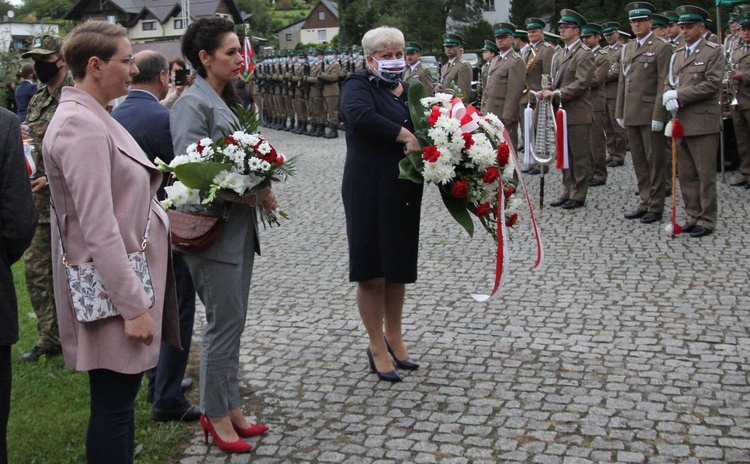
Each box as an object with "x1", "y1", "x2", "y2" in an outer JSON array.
[
  {"x1": 705, "y1": 41, "x2": 720, "y2": 49},
  {"x1": 509, "y1": 52, "x2": 521, "y2": 60},
  {"x1": 580, "y1": 44, "x2": 591, "y2": 52},
  {"x1": 541, "y1": 42, "x2": 554, "y2": 48}
]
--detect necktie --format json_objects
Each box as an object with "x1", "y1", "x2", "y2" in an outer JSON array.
[{"x1": 636, "y1": 41, "x2": 641, "y2": 49}]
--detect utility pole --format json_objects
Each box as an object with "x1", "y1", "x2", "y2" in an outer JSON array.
[{"x1": 181, "y1": 0, "x2": 190, "y2": 29}]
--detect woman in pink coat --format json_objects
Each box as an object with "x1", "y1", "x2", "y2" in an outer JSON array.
[{"x1": 42, "y1": 21, "x2": 179, "y2": 464}]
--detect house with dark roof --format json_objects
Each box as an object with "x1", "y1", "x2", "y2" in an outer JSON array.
[
  {"x1": 299, "y1": 0, "x2": 338, "y2": 45},
  {"x1": 64, "y1": 0, "x2": 243, "y2": 43}
]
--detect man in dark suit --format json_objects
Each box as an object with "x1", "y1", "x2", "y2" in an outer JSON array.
[
  {"x1": 539, "y1": 9, "x2": 595, "y2": 209},
  {"x1": 14, "y1": 64, "x2": 37, "y2": 123},
  {"x1": 0, "y1": 106, "x2": 39, "y2": 464},
  {"x1": 111, "y1": 51, "x2": 199, "y2": 422},
  {"x1": 663, "y1": 6, "x2": 724, "y2": 237}
]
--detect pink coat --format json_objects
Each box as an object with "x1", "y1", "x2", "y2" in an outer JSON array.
[{"x1": 43, "y1": 87, "x2": 179, "y2": 374}]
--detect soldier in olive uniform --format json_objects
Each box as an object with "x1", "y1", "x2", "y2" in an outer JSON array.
[
  {"x1": 404, "y1": 42, "x2": 436, "y2": 97},
  {"x1": 702, "y1": 19, "x2": 721, "y2": 45},
  {"x1": 616, "y1": 2, "x2": 672, "y2": 225},
  {"x1": 477, "y1": 40, "x2": 498, "y2": 105},
  {"x1": 663, "y1": 5, "x2": 724, "y2": 237},
  {"x1": 352, "y1": 45, "x2": 366, "y2": 73},
  {"x1": 602, "y1": 23, "x2": 628, "y2": 167},
  {"x1": 18, "y1": 35, "x2": 73, "y2": 362},
  {"x1": 664, "y1": 11, "x2": 683, "y2": 47},
  {"x1": 651, "y1": 13, "x2": 670, "y2": 40},
  {"x1": 582, "y1": 23, "x2": 610, "y2": 187},
  {"x1": 320, "y1": 48, "x2": 341, "y2": 138},
  {"x1": 482, "y1": 23, "x2": 525, "y2": 149},
  {"x1": 438, "y1": 33, "x2": 472, "y2": 101},
  {"x1": 730, "y1": 11, "x2": 750, "y2": 189},
  {"x1": 540, "y1": 9, "x2": 595, "y2": 209},
  {"x1": 306, "y1": 49, "x2": 326, "y2": 137}
]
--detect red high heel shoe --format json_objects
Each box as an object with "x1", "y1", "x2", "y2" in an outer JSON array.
[
  {"x1": 199, "y1": 414, "x2": 253, "y2": 453},
  {"x1": 233, "y1": 421, "x2": 269, "y2": 438}
]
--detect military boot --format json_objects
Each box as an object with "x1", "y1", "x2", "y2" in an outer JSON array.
[
  {"x1": 315, "y1": 123, "x2": 326, "y2": 137},
  {"x1": 324, "y1": 122, "x2": 338, "y2": 138},
  {"x1": 305, "y1": 122, "x2": 317, "y2": 136}
]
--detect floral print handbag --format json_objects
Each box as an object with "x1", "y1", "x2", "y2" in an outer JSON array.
[{"x1": 53, "y1": 200, "x2": 156, "y2": 323}]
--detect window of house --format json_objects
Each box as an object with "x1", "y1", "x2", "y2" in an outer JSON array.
[
  {"x1": 142, "y1": 21, "x2": 156, "y2": 31},
  {"x1": 286, "y1": 33, "x2": 293, "y2": 41},
  {"x1": 174, "y1": 19, "x2": 184, "y2": 29},
  {"x1": 317, "y1": 30, "x2": 327, "y2": 41},
  {"x1": 318, "y1": 11, "x2": 325, "y2": 21}
]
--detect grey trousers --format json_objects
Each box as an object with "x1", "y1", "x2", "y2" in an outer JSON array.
[{"x1": 184, "y1": 224, "x2": 256, "y2": 417}]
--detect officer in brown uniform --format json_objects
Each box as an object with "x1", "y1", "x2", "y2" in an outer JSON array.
[
  {"x1": 664, "y1": 11, "x2": 683, "y2": 47},
  {"x1": 730, "y1": 11, "x2": 750, "y2": 188},
  {"x1": 404, "y1": 42, "x2": 436, "y2": 97},
  {"x1": 482, "y1": 23, "x2": 526, "y2": 149},
  {"x1": 523, "y1": 18, "x2": 556, "y2": 175},
  {"x1": 582, "y1": 23, "x2": 609, "y2": 187},
  {"x1": 306, "y1": 48, "x2": 326, "y2": 137},
  {"x1": 663, "y1": 5, "x2": 724, "y2": 237},
  {"x1": 478, "y1": 40, "x2": 498, "y2": 99},
  {"x1": 616, "y1": 2, "x2": 671, "y2": 225},
  {"x1": 540, "y1": 9, "x2": 595, "y2": 209},
  {"x1": 319, "y1": 47, "x2": 341, "y2": 138},
  {"x1": 651, "y1": 13, "x2": 670, "y2": 40},
  {"x1": 602, "y1": 23, "x2": 628, "y2": 167},
  {"x1": 18, "y1": 35, "x2": 73, "y2": 362},
  {"x1": 439, "y1": 33, "x2": 472, "y2": 101}
]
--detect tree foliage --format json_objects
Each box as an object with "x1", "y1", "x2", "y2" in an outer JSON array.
[{"x1": 15, "y1": 0, "x2": 75, "y2": 21}]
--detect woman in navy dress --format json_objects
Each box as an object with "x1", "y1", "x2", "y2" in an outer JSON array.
[{"x1": 341, "y1": 26, "x2": 423, "y2": 382}]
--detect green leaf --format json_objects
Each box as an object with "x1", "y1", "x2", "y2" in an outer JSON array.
[
  {"x1": 407, "y1": 79, "x2": 429, "y2": 134},
  {"x1": 172, "y1": 162, "x2": 231, "y2": 190},
  {"x1": 439, "y1": 188, "x2": 474, "y2": 238},
  {"x1": 398, "y1": 153, "x2": 425, "y2": 184}
]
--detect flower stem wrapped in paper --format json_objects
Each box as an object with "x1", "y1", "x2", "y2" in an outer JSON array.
[
  {"x1": 398, "y1": 81, "x2": 543, "y2": 300},
  {"x1": 157, "y1": 106, "x2": 296, "y2": 227}
]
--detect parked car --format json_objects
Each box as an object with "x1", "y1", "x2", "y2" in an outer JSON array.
[
  {"x1": 421, "y1": 55, "x2": 440, "y2": 79},
  {"x1": 462, "y1": 52, "x2": 479, "y2": 68}
]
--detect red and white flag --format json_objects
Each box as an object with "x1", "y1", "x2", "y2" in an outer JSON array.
[{"x1": 241, "y1": 35, "x2": 254, "y2": 81}]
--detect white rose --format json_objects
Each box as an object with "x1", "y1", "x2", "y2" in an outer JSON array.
[{"x1": 164, "y1": 181, "x2": 201, "y2": 207}]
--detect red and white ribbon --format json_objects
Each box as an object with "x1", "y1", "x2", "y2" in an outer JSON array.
[{"x1": 449, "y1": 97, "x2": 482, "y2": 133}]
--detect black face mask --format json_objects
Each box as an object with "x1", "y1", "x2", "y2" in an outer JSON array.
[{"x1": 34, "y1": 60, "x2": 61, "y2": 84}]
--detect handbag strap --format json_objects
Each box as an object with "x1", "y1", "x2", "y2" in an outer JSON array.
[{"x1": 50, "y1": 196, "x2": 154, "y2": 266}]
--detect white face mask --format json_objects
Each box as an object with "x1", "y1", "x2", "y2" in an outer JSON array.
[{"x1": 371, "y1": 57, "x2": 406, "y2": 83}]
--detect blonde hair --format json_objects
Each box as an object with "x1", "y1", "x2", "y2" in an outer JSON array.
[
  {"x1": 361, "y1": 27, "x2": 405, "y2": 56},
  {"x1": 63, "y1": 20, "x2": 128, "y2": 80}
]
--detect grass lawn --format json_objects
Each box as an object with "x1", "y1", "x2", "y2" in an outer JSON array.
[{"x1": 8, "y1": 260, "x2": 194, "y2": 463}]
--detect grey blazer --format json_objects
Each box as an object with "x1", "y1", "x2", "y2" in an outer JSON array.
[{"x1": 170, "y1": 75, "x2": 260, "y2": 264}]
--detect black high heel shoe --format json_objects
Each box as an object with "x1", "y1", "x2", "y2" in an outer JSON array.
[
  {"x1": 384, "y1": 339, "x2": 420, "y2": 370},
  {"x1": 366, "y1": 349, "x2": 402, "y2": 382}
]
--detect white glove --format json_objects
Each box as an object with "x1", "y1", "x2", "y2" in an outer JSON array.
[
  {"x1": 651, "y1": 120, "x2": 664, "y2": 132},
  {"x1": 662, "y1": 90, "x2": 678, "y2": 106},
  {"x1": 665, "y1": 99, "x2": 680, "y2": 112},
  {"x1": 616, "y1": 118, "x2": 625, "y2": 129}
]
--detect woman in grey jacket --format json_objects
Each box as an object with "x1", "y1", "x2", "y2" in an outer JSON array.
[{"x1": 170, "y1": 17, "x2": 274, "y2": 454}]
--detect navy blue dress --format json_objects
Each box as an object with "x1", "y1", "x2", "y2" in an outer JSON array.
[{"x1": 341, "y1": 71, "x2": 424, "y2": 283}]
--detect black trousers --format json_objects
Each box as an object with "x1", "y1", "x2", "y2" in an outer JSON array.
[
  {"x1": 146, "y1": 252, "x2": 196, "y2": 409},
  {"x1": 86, "y1": 369, "x2": 143, "y2": 464},
  {"x1": 0, "y1": 346, "x2": 10, "y2": 464}
]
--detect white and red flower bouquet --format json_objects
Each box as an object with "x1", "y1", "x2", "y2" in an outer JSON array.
[
  {"x1": 157, "y1": 107, "x2": 295, "y2": 226},
  {"x1": 399, "y1": 81, "x2": 543, "y2": 300},
  {"x1": 399, "y1": 88, "x2": 520, "y2": 241}
]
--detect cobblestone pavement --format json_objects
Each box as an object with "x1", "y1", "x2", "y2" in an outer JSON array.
[{"x1": 180, "y1": 128, "x2": 750, "y2": 464}]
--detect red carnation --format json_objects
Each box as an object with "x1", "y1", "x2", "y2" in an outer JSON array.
[
  {"x1": 462, "y1": 133, "x2": 474, "y2": 151},
  {"x1": 224, "y1": 136, "x2": 238, "y2": 146},
  {"x1": 196, "y1": 142, "x2": 206, "y2": 154},
  {"x1": 497, "y1": 142, "x2": 510, "y2": 167},
  {"x1": 262, "y1": 147, "x2": 278, "y2": 163},
  {"x1": 504, "y1": 184, "x2": 515, "y2": 199},
  {"x1": 506, "y1": 213, "x2": 518, "y2": 227},
  {"x1": 475, "y1": 203, "x2": 491, "y2": 216},
  {"x1": 422, "y1": 145, "x2": 441, "y2": 163},
  {"x1": 428, "y1": 106, "x2": 441, "y2": 126},
  {"x1": 450, "y1": 180, "x2": 468, "y2": 198},
  {"x1": 482, "y1": 166, "x2": 500, "y2": 184}
]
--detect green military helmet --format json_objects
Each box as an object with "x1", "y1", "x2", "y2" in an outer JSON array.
[
  {"x1": 558, "y1": 9, "x2": 587, "y2": 28},
  {"x1": 493, "y1": 22, "x2": 516, "y2": 38},
  {"x1": 675, "y1": 5, "x2": 709, "y2": 25},
  {"x1": 481, "y1": 40, "x2": 499, "y2": 54},
  {"x1": 442, "y1": 33, "x2": 465, "y2": 47},
  {"x1": 651, "y1": 13, "x2": 669, "y2": 28},
  {"x1": 663, "y1": 11, "x2": 679, "y2": 25},
  {"x1": 624, "y1": 2, "x2": 655, "y2": 21},
  {"x1": 405, "y1": 42, "x2": 422, "y2": 53},
  {"x1": 22, "y1": 34, "x2": 63, "y2": 58},
  {"x1": 581, "y1": 23, "x2": 603, "y2": 37},
  {"x1": 602, "y1": 22, "x2": 620, "y2": 35},
  {"x1": 525, "y1": 17, "x2": 546, "y2": 31}
]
